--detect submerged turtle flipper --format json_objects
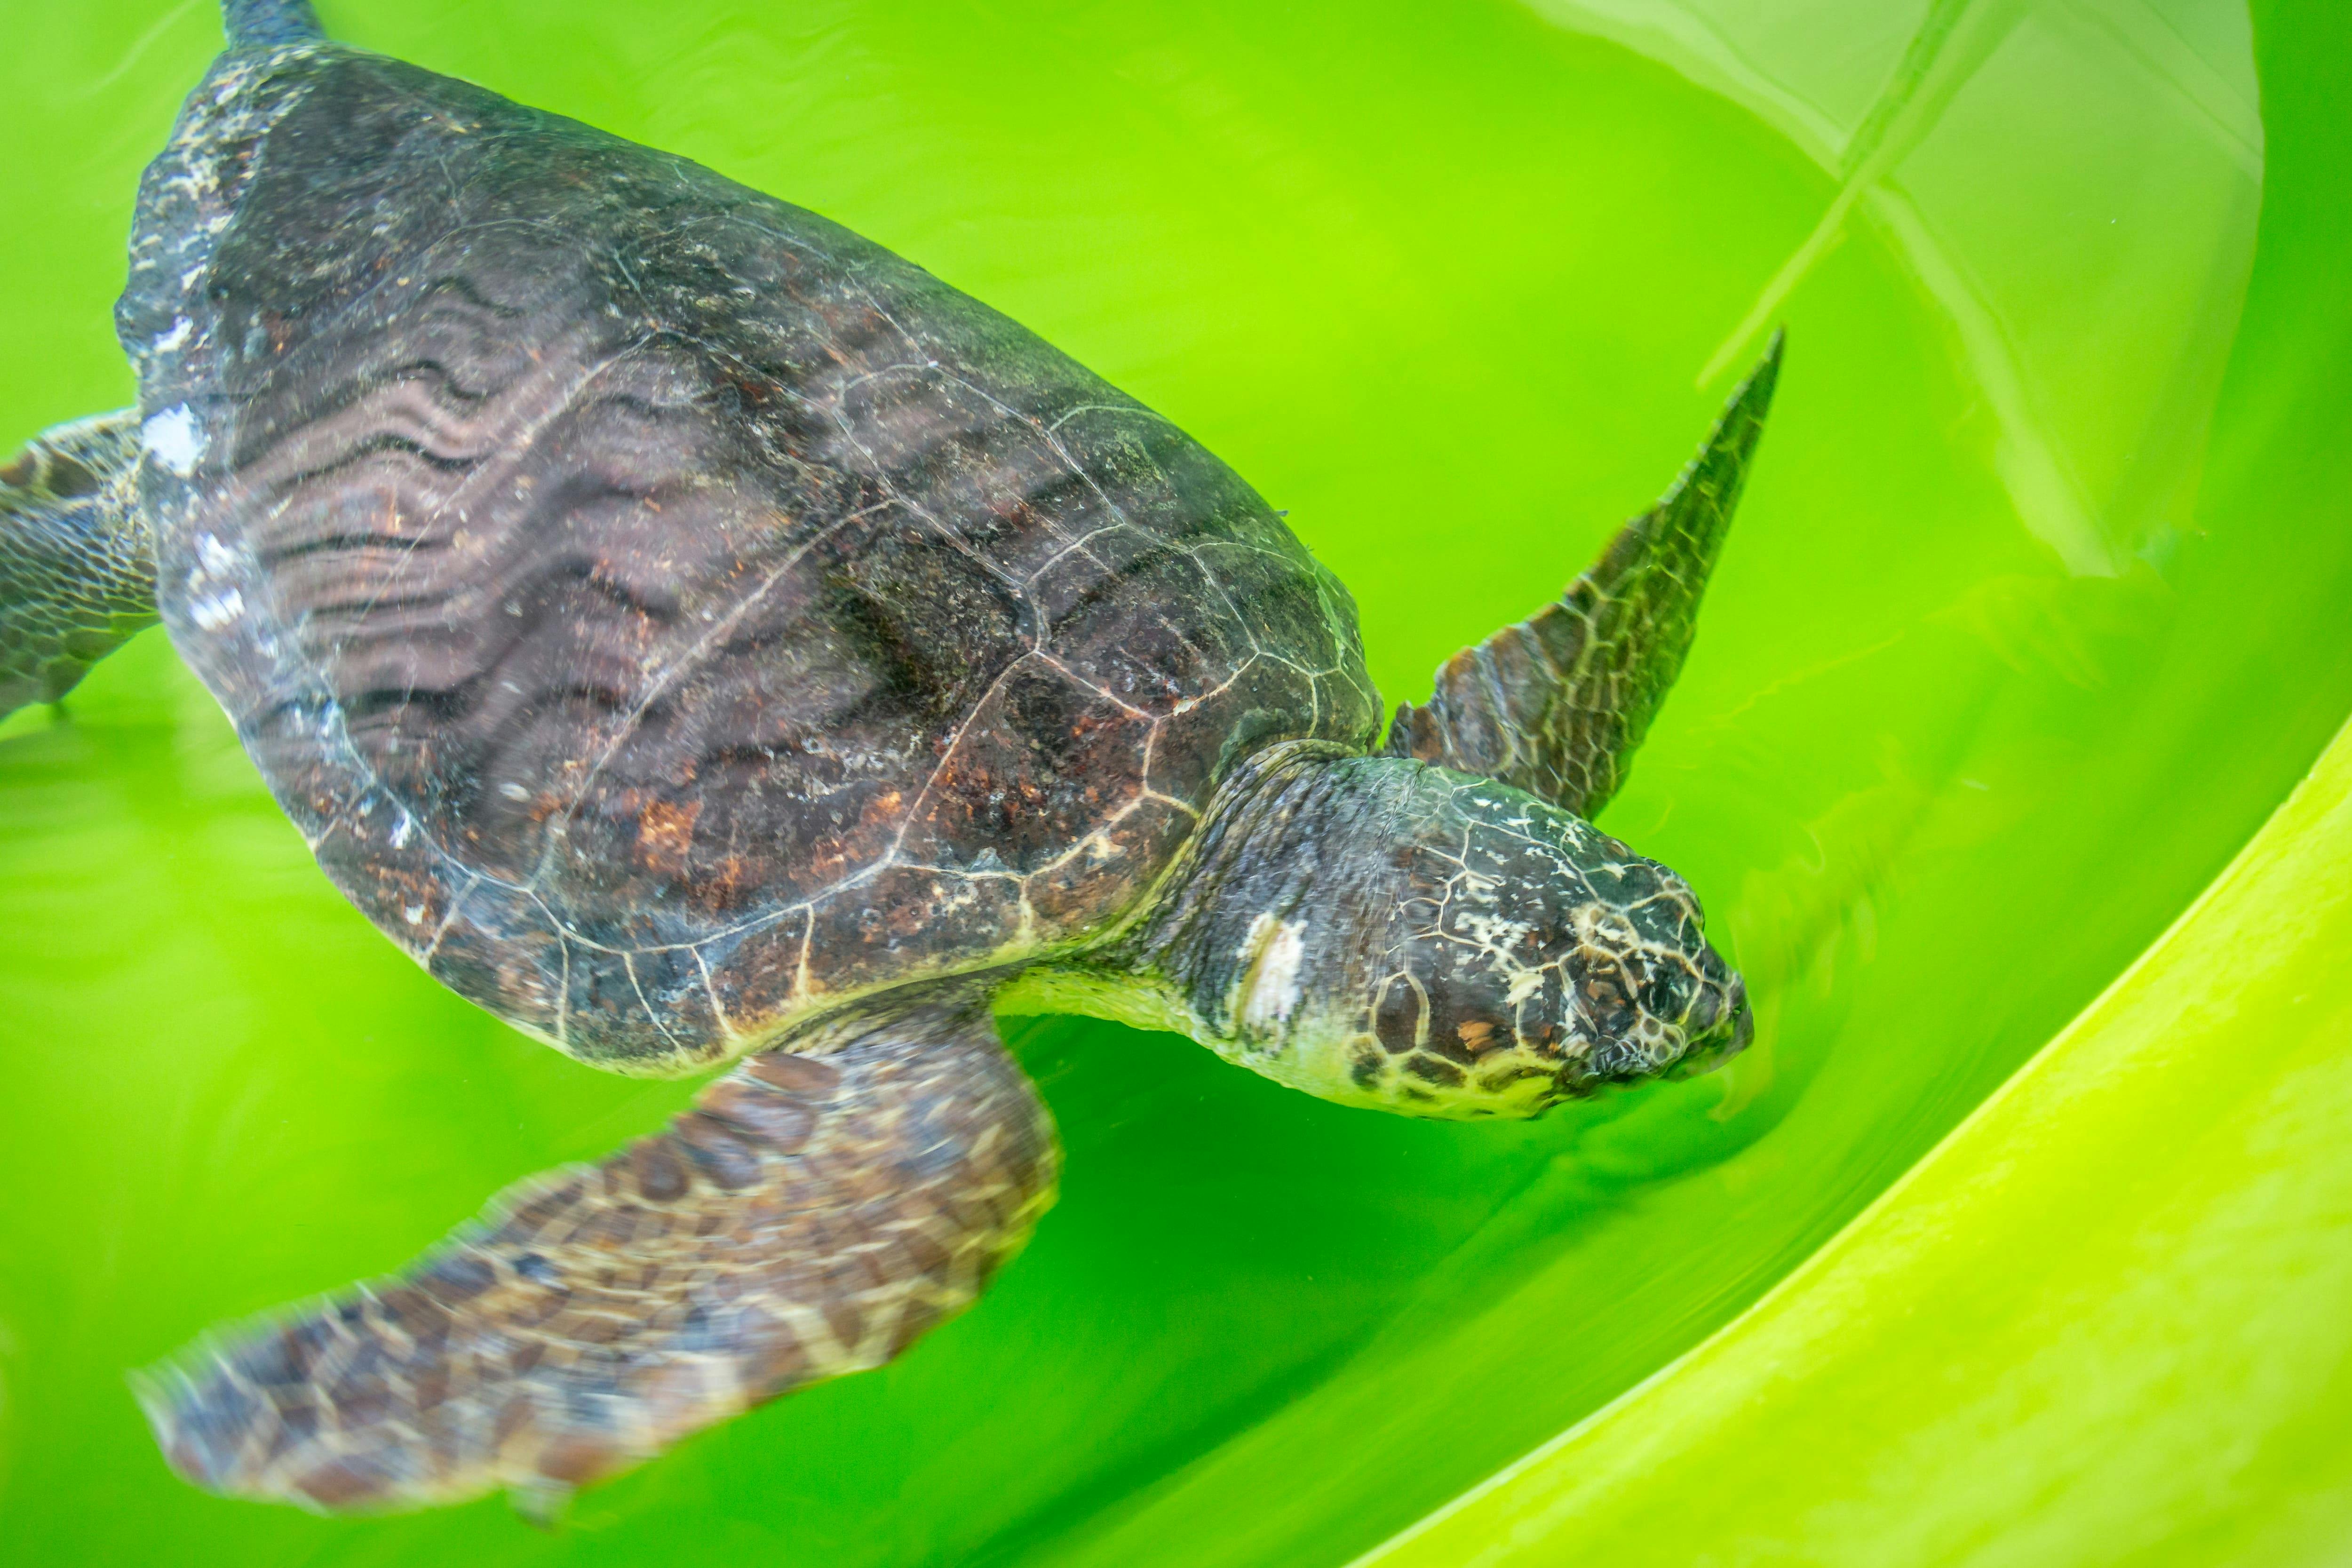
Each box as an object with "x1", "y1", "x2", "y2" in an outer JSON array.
[
  {"x1": 1387, "y1": 333, "x2": 1781, "y2": 820},
  {"x1": 137, "y1": 989, "x2": 1058, "y2": 1516},
  {"x1": 0, "y1": 410, "x2": 158, "y2": 722}
]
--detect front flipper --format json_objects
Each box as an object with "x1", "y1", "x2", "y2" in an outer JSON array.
[
  {"x1": 1387, "y1": 334, "x2": 1781, "y2": 819},
  {"x1": 0, "y1": 409, "x2": 156, "y2": 721},
  {"x1": 136, "y1": 989, "x2": 1058, "y2": 1516}
]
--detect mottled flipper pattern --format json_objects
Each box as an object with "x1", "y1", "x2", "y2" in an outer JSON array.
[
  {"x1": 0, "y1": 410, "x2": 156, "y2": 720},
  {"x1": 138, "y1": 990, "x2": 1057, "y2": 1516},
  {"x1": 1387, "y1": 334, "x2": 1780, "y2": 819}
]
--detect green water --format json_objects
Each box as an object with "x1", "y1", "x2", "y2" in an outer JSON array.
[{"x1": 2, "y1": 1, "x2": 2346, "y2": 1564}]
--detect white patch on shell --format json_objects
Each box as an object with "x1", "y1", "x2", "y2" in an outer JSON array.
[
  {"x1": 1236, "y1": 912, "x2": 1309, "y2": 1033},
  {"x1": 141, "y1": 405, "x2": 206, "y2": 477},
  {"x1": 188, "y1": 588, "x2": 244, "y2": 630}
]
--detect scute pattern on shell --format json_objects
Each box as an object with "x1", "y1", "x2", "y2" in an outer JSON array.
[{"x1": 120, "y1": 43, "x2": 1380, "y2": 1070}]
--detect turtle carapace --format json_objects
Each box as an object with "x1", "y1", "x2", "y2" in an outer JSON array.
[{"x1": 2, "y1": 0, "x2": 1771, "y2": 1517}]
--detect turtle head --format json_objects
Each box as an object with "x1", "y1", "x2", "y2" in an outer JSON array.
[{"x1": 1133, "y1": 743, "x2": 1749, "y2": 1118}]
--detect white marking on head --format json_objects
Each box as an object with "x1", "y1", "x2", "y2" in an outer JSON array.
[
  {"x1": 141, "y1": 405, "x2": 206, "y2": 477},
  {"x1": 188, "y1": 589, "x2": 243, "y2": 630},
  {"x1": 151, "y1": 318, "x2": 193, "y2": 354}
]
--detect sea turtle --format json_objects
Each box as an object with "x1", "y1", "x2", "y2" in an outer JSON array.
[{"x1": 2, "y1": 0, "x2": 1773, "y2": 1518}]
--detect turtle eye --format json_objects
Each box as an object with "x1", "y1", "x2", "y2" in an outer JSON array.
[
  {"x1": 1573, "y1": 955, "x2": 1637, "y2": 1038},
  {"x1": 1639, "y1": 966, "x2": 1684, "y2": 1022}
]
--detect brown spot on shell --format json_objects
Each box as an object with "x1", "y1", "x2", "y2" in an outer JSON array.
[{"x1": 636, "y1": 796, "x2": 700, "y2": 878}]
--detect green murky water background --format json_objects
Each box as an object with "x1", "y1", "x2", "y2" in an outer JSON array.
[{"x1": 3, "y1": 1, "x2": 2347, "y2": 1563}]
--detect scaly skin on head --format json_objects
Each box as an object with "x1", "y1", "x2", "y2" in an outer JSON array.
[{"x1": 1103, "y1": 740, "x2": 1750, "y2": 1119}]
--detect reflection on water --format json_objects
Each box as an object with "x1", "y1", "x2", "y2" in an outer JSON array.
[
  {"x1": 1531, "y1": 0, "x2": 2262, "y2": 574},
  {"x1": 0, "y1": 3, "x2": 2304, "y2": 1567}
]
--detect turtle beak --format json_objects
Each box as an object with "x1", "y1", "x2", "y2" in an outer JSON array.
[{"x1": 1677, "y1": 972, "x2": 1752, "y2": 1076}]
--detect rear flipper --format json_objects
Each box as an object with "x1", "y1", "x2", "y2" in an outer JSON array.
[
  {"x1": 136, "y1": 988, "x2": 1059, "y2": 1518},
  {"x1": 0, "y1": 409, "x2": 156, "y2": 721}
]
